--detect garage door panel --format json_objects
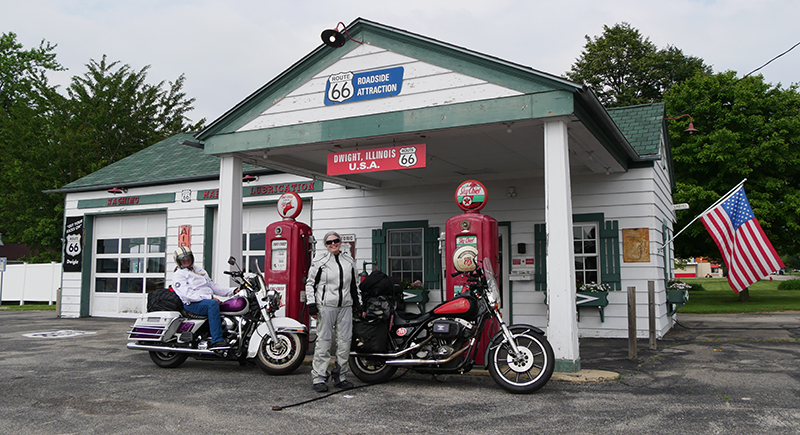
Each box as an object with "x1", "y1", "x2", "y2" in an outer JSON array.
[{"x1": 91, "y1": 213, "x2": 166, "y2": 318}]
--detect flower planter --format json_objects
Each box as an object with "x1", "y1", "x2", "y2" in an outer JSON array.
[
  {"x1": 576, "y1": 291, "x2": 610, "y2": 322},
  {"x1": 666, "y1": 289, "x2": 689, "y2": 316}
]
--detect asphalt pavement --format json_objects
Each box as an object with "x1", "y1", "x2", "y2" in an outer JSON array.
[{"x1": 1, "y1": 310, "x2": 798, "y2": 434}]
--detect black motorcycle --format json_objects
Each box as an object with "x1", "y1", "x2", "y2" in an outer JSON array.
[{"x1": 350, "y1": 257, "x2": 554, "y2": 394}]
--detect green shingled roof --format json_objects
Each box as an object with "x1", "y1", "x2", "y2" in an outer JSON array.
[
  {"x1": 51, "y1": 133, "x2": 263, "y2": 193},
  {"x1": 607, "y1": 102, "x2": 666, "y2": 157}
]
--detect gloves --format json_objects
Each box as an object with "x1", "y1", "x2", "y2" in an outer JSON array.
[{"x1": 308, "y1": 303, "x2": 318, "y2": 316}]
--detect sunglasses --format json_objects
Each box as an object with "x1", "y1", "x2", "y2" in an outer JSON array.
[{"x1": 325, "y1": 238, "x2": 341, "y2": 245}]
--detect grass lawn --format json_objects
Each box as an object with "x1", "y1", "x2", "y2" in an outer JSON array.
[
  {"x1": 680, "y1": 278, "x2": 800, "y2": 314},
  {"x1": 0, "y1": 302, "x2": 57, "y2": 311}
]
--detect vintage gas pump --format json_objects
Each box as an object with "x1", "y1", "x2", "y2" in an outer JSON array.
[
  {"x1": 445, "y1": 180, "x2": 499, "y2": 365},
  {"x1": 264, "y1": 192, "x2": 315, "y2": 328},
  {"x1": 445, "y1": 180, "x2": 499, "y2": 300}
]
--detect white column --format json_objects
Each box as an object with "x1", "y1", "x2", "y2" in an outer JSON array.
[
  {"x1": 215, "y1": 155, "x2": 243, "y2": 283},
  {"x1": 543, "y1": 119, "x2": 580, "y2": 371}
]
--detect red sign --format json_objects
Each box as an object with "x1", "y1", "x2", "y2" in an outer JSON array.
[
  {"x1": 179, "y1": 225, "x2": 191, "y2": 248},
  {"x1": 327, "y1": 144, "x2": 426, "y2": 175}
]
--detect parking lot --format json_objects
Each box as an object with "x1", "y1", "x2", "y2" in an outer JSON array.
[{"x1": 1, "y1": 310, "x2": 799, "y2": 434}]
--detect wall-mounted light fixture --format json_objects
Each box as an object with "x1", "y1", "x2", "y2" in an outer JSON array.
[
  {"x1": 503, "y1": 122, "x2": 514, "y2": 134},
  {"x1": 242, "y1": 174, "x2": 258, "y2": 183},
  {"x1": 507, "y1": 186, "x2": 517, "y2": 197},
  {"x1": 108, "y1": 187, "x2": 127, "y2": 194},
  {"x1": 321, "y1": 22, "x2": 363, "y2": 48},
  {"x1": 665, "y1": 114, "x2": 699, "y2": 134}
]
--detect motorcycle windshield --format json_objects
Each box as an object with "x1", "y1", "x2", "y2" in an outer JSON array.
[{"x1": 482, "y1": 258, "x2": 501, "y2": 304}]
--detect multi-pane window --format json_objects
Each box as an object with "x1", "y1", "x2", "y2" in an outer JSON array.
[
  {"x1": 94, "y1": 236, "x2": 167, "y2": 294},
  {"x1": 242, "y1": 232, "x2": 266, "y2": 273},
  {"x1": 573, "y1": 224, "x2": 598, "y2": 287},
  {"x1": 388, "y1": 228, "x2": 424, "y2": 285}
]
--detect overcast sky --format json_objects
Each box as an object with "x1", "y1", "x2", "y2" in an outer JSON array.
[{"x1": 2, "y1": 0, "x2": 799, "y2": 124}]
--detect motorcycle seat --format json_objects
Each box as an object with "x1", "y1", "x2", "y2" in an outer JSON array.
[
  {"x1": 393, "y1": 310, "x2": 431, "y2": 324},
  {"x1": 181, "y1": 309, "x2": 207, "y2": 320}
]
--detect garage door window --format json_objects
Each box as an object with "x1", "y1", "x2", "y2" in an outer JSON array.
[{"x1": 95, "y1": 236, "x2": 167, "y2": 293}]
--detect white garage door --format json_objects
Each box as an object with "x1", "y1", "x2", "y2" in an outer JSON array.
[{"x1": 91, "y1": 213, "x2": 167, "y2": 318}]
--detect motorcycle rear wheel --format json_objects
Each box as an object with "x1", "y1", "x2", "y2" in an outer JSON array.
[
  {"x1": 487, "y1": 330, "x2": 554, "y2": 394},
  {"x1": 349, "y1": 356, "x2": 398, "y2": 383},
  {"x1": 149, "y1": 350, "x2": 188, "y2": 368},
  {"x1": 256, "y1": 332, "x2": 308, "y2": 375}
]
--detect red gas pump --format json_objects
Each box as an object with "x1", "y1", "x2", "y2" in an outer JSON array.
[
  {"x1": 445, "y1": 180, "x2": 499, "y2": 365},
  {"x1": 445, "y1": 180, "x2": 499, "y2": 300},
  {"x1": 264, "y1": 192, "x2": 314, "y2": 328}
]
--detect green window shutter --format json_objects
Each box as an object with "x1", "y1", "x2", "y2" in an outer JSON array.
[
  {"x1": 372, "y1": 228, "x2": 386, "y2": 271},
  {"x1": 600, "y1": 220, "x2": 621, "y2": 290},
  {"x1": 534, "y1": 223, "x2": 547, "y2": 292},
  {"x1": 423, "y1": 226, "x2": 441, "y2": 290},
  {"x1": 663, "y1": 219, "x2": 671, "y2": 284}
]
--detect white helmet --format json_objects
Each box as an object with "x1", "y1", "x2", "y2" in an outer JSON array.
[{"x1": 174, "y1": 246, "x2": 194, "y2": 268}]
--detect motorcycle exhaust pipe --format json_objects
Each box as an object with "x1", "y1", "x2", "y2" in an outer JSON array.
[
  {"x1": 126, "y1": 342, "x2": 219, "y2": 355},
  {"x1": 350, "y1": 336, "x2": 434, "y2": 359},
  {"x1": 383, "y1": 345, "x2": 470, "y2": 366}
]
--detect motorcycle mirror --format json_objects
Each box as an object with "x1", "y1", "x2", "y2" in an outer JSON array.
[{"x1": 227, "y1": 256, "x2": 237, "y2": 266}]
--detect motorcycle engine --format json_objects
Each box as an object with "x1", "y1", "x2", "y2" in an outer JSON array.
[{"x1": 221, "y1": 317, "x2": 237, "y2": 332}]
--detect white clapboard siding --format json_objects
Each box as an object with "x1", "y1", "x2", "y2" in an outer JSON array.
[{"x1": 238, "y1": 44, "x2": 521, "y2": 132}]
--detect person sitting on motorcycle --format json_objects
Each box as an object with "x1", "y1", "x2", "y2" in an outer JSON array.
[
  {"x1": 306, "y1": 231, "x2": 361, "y2": 392},
  {"x1": 171, "y1": 246, "x2": 239, "y2": 349}
]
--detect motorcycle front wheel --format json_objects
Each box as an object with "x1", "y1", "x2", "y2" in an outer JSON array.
[
  {"x1": 256, "y1": 332, "x2": 307, "y2": 375},
  {"x1": 149, "y1": 350, "x2": 188, "y2": 368},
  {"x1": 487, "y1": 330, "x2": 554, "y2": 394},
  {"x1": 349, "y1": 356, "x2": 398, "y2": 383}
]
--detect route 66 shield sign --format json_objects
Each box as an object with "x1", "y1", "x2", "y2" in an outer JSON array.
[
  {"x1": 398, "y1": 146, "x2": 418, "y2": 167},
  {"x1": 326, "y1": 71, "x2": 355, "y2": 104},
  {"x1": 66, "y1": 234, "x2": 82, "y2": 257}
]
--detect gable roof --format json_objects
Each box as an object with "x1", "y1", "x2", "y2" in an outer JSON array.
[
  {"x1": 607, "y1": 102, "x2": 666, "y2": 157},
  {"x1": 608, "y1": 102, "x2": 674, "y2": 187},
  {"x1": 197, "y1": 18, "x2": 583, "y2": 143},
  {"x1": 46, "y1": 133, "x2": 271, "y2": 194}
]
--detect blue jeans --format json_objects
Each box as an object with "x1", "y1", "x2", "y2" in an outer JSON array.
[{"x1": 184, "y1": 299, "x2": 224, "y2": 343}]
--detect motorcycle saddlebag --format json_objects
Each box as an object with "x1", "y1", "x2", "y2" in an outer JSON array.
[
  {"x1": 127, "y1": 312, "x2": 182, "y2": 342},
  {"x1": 351, "y1": 318, "x2": 389, "y2": 353}
]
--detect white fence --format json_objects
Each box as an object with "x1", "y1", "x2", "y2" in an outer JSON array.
[{"x1": 0, "y1": 263, "x2": 61, "y2": 304}]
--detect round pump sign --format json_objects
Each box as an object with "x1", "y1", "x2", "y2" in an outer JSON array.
[
  {"x1": 455, "y1": 180, "x2": 487, "y2": 212},
  {"x1": 277, "y1": 192, "x2": 303, "y2": 219}
]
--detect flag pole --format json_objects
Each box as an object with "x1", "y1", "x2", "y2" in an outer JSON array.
[{"x1": 660, "y1": 178, "x2": 747, "y2": 250}]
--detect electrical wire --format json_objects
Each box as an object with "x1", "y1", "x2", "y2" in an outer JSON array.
[
  {"x1": 676, "y1": 40, "x2": 800, "y2": 116},
  {"x1": 271, "y1": 369, "x2": 410, "y2": 411}
]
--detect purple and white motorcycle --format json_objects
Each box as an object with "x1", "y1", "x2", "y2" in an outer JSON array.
[{"x1": 126, "y1": 257, "x2": 308, "y2": 375}]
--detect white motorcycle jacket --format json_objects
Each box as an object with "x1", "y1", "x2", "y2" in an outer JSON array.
[
  {"x1": 305, "y1": 252, "x2": 360, "y2": 308},
  {"x1": 172, "y1": 265, "x2": 235, "y2": 304}
]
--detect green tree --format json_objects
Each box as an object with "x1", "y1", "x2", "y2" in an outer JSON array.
[
  {"x1": 665, "y1": 71, "x2": 800, "y2": 262},
  {"x1": 567, "y1": 22, "x2": 710, "y2": 107},
  {"x1": 0, "y1": 32, "x2": 66, "y2": 262},
  {"x1": 0, "y1": 34, "x2": 205, "y2": 262},
  {"x1": 65, "y1": 55, "x2": 204, "y2": 170}
]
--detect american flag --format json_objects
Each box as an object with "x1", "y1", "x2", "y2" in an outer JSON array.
[{"x1": 700, "y1": 186, "x2": 784, "y2": 292}]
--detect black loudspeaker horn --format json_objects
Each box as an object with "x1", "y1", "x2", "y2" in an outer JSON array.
[{"x1": 321, "y1": 28, "x2": 347, "y2": 48}]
